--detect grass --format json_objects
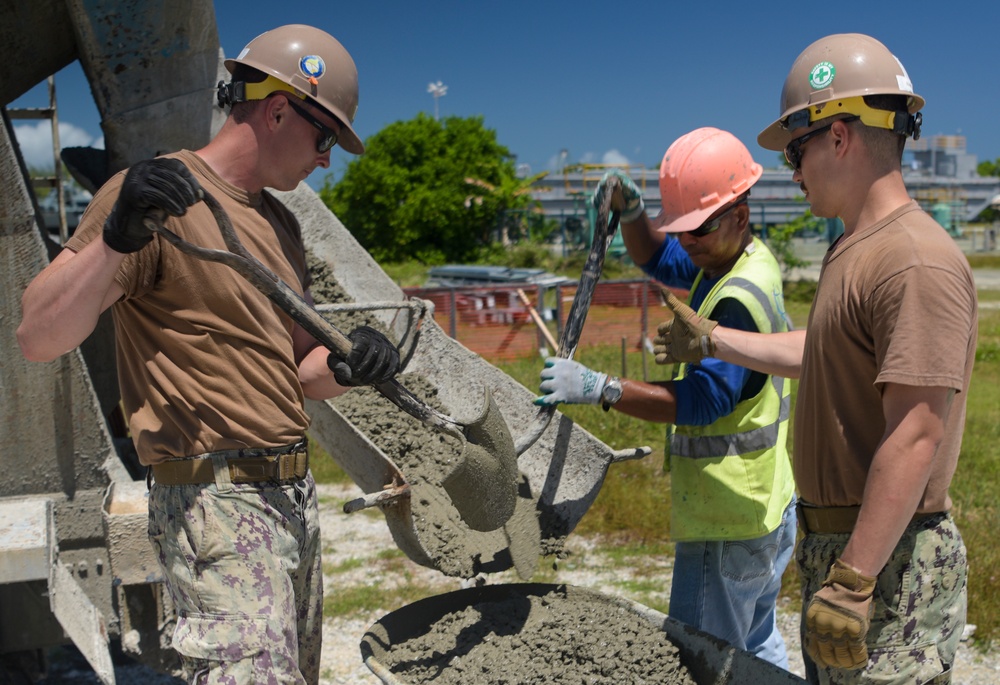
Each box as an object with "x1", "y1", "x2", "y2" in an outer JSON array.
[
  {"x1": 964, "y1": 253, "x2": 1000, "y2": 270},
  {"x1": 309, "y1": 284, "x2": 1000, "y2": 650}
]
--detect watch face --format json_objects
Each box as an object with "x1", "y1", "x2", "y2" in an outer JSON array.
[{"x1": 603, "y1": 379, "x2": 623, "y2": 404}]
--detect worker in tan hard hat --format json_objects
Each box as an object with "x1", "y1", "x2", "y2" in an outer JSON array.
[
  {"x1": 18, "y1": 25, "x2": 399, "y2": 684},
  {"x1": 535, "y1": 128, "x2": 797, "y2": 670},
  {"x1": 656, "y1": 34, "x2": 975, "y2": 684}
]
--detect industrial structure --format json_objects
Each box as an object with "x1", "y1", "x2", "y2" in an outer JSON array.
[{"x1": 529, "y1": 137, "x2": 1000, "y2": 244}]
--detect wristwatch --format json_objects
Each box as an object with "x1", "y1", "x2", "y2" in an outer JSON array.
[{"x1": 601, "y1": 376, "x2": 623, "y2": 412}]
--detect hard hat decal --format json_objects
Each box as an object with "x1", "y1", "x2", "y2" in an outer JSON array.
[
  {"x1": 892, "y1": 56, "x2": 914, "y2": 93},
  {"x1": 299, "y1": 55, "x2": 326, "y2": 80},
  {"x1": 809, "y1": 62, "x2": 835, "y2": 90}
]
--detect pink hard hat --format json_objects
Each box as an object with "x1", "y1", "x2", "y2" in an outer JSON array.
[{"x1": 657, "y1": 127, "x2": 762, "y2": 234}]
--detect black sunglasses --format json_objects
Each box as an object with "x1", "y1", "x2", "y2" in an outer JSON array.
[
  {"x1": 784, "y1": 116, "x2": 859, "y2": 171},
  {"x1": 283, "y1": 96, "x2": 339, "y2": 153},
  {"x1": 688, "y1": 200, "x2": 746, "y2": 237}
]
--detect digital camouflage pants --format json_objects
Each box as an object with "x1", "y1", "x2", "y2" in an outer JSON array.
[
  {"x1": 148, "y1": 459, "x2": 323, "y2": 685},
  {"x1": 797, "y1": 513, "x2": 967, "y2": 685}
]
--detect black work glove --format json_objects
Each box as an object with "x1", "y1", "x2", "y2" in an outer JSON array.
[
  {"x1": 103, "y1": 158, "x2": 202, "y2": 254},
  {"x1": 327, "y1": 326, "x2": 400, "y2": 386}
]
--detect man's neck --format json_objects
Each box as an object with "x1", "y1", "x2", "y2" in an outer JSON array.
[
  {"x1": 840, "y1": 169, "x2": 911, "y2": 237},
  {"x1": 194, "y1": 120, "x2": 266, "y2": 194}
]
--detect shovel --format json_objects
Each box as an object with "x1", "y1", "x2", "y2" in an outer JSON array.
[
  {"x1": 514, "y1": 175, "x2": 622, "y2": 455},
  {"x1": 144, "y1": 189, "x2": 518, "y2": 532}
]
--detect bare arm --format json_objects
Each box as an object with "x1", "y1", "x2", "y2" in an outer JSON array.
[
  {"x1": 620, "y1": 213, "x2": 664, "y2": 267},
  {"x1": 17, "y1": 241, "x2": 126, "y2": 362},
  {"x1": 615, "y1": 379, "x2": 678, "y2": 424},
  {"x1": 712, "y1": 327, "x2": 806, "y2": 379},
  {"x1": 840, "y1": 383, "x2": 953, "y2": 577},
  {"x1": 658, "y1": 292, "x2": 805, "y2": 378},
  {"x1": 293, "y1": 289, "x2": 350, "y2": 401}
]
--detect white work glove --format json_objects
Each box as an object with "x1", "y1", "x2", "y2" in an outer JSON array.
[
  {"x1": 534, "y1": 357, "x2": 608, "y2": 406},
  {"x1": 593, "y1": 169, "x2": 645, "y2": 223}
]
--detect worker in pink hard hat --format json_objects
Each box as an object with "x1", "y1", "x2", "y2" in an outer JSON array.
[{"x1": 536, "y1": 128, "x2": 796, "y2": 669}]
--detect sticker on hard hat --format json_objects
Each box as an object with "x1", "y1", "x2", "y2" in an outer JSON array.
[
  {"x1": 299, "y1": 55, "x2": 326, "y2": 80},
  {"x1": 808, "y1": 61, "x2": 835, "y2": 90},
  {"x1": 892, "y1": 56, "x2": 914, "y2": 93}
]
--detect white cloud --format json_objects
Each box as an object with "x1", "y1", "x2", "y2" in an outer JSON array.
[
  {"x1": 12, "y1": 121, "x2": 102, "y2": 171},
  {"x1": 601, "y1": 149, "x2": 631, "y2": 166},
  {"x1": 543, "y1": 149, "x2": 633, "y2": 171}
]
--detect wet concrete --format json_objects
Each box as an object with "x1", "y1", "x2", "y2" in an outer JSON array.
[
  {"x1": 363, "y1": 585, "x2": 697, "y2": 684},
  {"x1": 308, "y1": 253, "x2": 540, "y2": 579}
]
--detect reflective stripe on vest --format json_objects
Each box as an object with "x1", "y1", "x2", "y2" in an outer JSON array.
[{"x1": 670, "y1": 375, "x2": 791, "y2": 458}]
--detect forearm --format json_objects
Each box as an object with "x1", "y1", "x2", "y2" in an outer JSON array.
[
  {"x1": 620, "y1": 214, "x2": 663, "y2": 267},
  {"x1": 17, "y1": 242, "x2": 125, "y2": 361},
  {"x1": 840, "y1": 385, "x2": 949, "y2": 576},
  {"x1": 712, "y1": 328, "x2": 805, "y2": 378},
  {"x1": 299, "y1": 345, "x2": 351, "y2": 401},
  {"x1": 613, "y1": 380, "x2": 677, "y2": 423},
  {"x1": 840, "y1": 436, "x2": 936, "y2": 576}
]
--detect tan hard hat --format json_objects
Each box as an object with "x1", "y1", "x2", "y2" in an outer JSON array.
[
  {"x1": 225, "y1": 25, "x2": 364, "y2": 154},
  {"x1": 758, "y1": 33, "x2": 924, "y2": 151},
  {"x1": 657, "y1": 128, "x2": 762, "y2": 234}
]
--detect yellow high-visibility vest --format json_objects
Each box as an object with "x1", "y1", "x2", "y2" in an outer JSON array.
[{"x1": 669, "y1": 237, "x2": 795, "y2": 541}]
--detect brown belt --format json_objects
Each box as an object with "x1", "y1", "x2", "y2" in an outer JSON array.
[
  {"x1": 796, "y1": 501, "x2": 945, "y2": 535},
  {"x1": 151, "y1": 442, "x2": 308, "y2": 486}
]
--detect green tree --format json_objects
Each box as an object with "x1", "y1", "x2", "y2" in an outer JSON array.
[
  {"x1": 760, "y1": 205, "x2": 819, "y2": 280},
  {"x1": 979, "y1": 158, "x2": 1000, "y2": 178},
  {"x1": 319, "y1": 113, "x2": 537, "y2": 264},
  {"x1": 464, "y1": 171, "x2": 551, "y2": 246}
]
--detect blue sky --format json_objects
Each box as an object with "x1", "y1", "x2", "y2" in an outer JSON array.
[{"x1": 11, "y1": 0, "x2": 1000, "y2": 190}]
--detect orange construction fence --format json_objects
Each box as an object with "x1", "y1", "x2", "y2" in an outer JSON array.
[{"x1": 403, "y1": 279, "x2": 686, "y2": 362}]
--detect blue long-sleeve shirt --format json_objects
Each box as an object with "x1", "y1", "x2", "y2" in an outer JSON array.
[{"x1": 642, "y1": 237, "x2": 767, "y2": 426}]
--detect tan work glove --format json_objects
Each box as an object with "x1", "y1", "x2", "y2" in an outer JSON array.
[
  {"x1": 653, "y1": 291, "x2": 718, "y2": 364},
  {"x1": 805, "y1": 558, "x2": 877, "y2": 670}
]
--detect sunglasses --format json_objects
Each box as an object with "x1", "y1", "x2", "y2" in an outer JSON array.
[
  {"x1": 688, "y1": 200, "x2": 746, "y2": 237},
  {"x1": 283, "y1": 96, "x2": 339, "y2": 153},
  {"x1": 783, "y1": 116, "x2": 859, "y2": 171}
]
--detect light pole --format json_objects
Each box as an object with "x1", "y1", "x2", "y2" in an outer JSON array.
[{"x1": 427, "y1": 80, "x2": 447, "y2": 121}]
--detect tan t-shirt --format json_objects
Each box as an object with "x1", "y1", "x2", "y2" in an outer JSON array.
[
  {"x1": 794, "y1": 201, "x2": 977, "y2": 513},
  {"x1": 67, "y1": 151, "x2": 313, "y2": 464}
]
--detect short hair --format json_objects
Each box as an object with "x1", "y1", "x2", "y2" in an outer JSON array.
[
  {"x1": 851, "y1": 94, "x2": 909, "y2": 169},
  {"x1": 228, "y1": 64, "x2": 268, "y2": 124}
]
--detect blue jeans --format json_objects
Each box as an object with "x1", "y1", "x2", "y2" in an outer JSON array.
[{"x1": 669, "y1": 497, "x2": 797, "y2": 669}]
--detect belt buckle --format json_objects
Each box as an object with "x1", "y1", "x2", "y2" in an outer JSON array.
[{"x1": 276, "y1": 453, "x2": 292, "y2": 482}]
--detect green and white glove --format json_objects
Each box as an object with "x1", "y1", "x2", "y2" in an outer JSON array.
[
  {"x1": 593, "y1": 169, "x2": 644, "y2": 222},
  {"x1": 535, "y1": 357, "x2": 608, "y2": 406}
]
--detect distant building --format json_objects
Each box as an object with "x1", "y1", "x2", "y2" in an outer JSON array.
[{"x1": 528, "y1": 143, "x2": 1000, "y2": 243}]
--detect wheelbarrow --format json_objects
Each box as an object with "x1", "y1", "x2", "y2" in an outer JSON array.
[
  {"x1": 360, "y1": 583, "x2": 810, "y2": 684},
  {"x1": 274, "y1": 183, "x2": 651, "y2": 578}
]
